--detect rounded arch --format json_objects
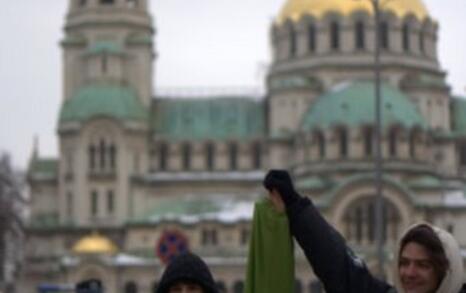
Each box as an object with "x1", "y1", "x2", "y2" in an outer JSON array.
[
  {"x1": 327, "y1": 174, "x2": 416, "y2": 235},
  {"x1": 74, "y1": 263, "x2": 110, "y2": 290}
]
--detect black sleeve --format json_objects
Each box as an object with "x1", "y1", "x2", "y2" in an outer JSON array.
[{"x1": 287, "y1": 197, "x2": 392, "y2": 293}]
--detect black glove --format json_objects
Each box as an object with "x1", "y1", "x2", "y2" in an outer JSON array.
[{"x1": 263, "y1": 169, "x2": 300, "y2": 207}]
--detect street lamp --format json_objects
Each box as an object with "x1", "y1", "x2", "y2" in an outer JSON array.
[
  {"x1": 371, "y1": 0, "x2": 385, "y2": 278},
  {"x1": 355, "y1": 0, "x2": 385, "y2": 277}
]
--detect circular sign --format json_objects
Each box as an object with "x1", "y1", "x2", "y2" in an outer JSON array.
[{"x1": 156, "y1": 229, "x2": 189, "y2": 265}]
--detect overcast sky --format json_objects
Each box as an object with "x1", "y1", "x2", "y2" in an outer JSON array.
[{"x1": 0, "y1": 0, "x2": 465, "y2": 170}]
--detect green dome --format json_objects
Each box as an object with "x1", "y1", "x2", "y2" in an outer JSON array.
[
  {"x1": 301, "y1": 81, "x2": 427, "y2": 131},
  {"x1": 59, "y1": 85, "x2": 148, "y2": 124}
]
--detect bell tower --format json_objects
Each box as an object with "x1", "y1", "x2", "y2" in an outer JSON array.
[
  {"x1": 62, "y1": 0, "x2": 154, "y2": 107},
  {"x1": 57, "y1": 0, "x2": 154, "y2": 227}
]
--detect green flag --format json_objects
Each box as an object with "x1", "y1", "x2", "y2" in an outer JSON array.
[{"x1": 244, "y1": 198, "x2": 295, "y2": 293}]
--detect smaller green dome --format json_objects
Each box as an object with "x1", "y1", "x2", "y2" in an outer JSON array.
[
  {"x1": 301, "y1": 81, "x2": 427, "y2": 131},
  {"x1": 59, "y1": 85, "x2": 148, "y2": 124}
]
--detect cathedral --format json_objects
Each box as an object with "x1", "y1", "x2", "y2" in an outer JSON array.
[{"x1": 22, "y1": 0, "x2": 466, "y2": 292}]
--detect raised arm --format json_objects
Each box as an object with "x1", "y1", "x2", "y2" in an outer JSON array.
[{"x1": 263, "y1": 170, "x2": 391, "y2": 293}]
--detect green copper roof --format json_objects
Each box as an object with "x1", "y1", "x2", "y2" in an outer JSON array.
[
  {"x1": 59, "y1": 85, "x2": 148, "y2": 123},
  {"x1": 451, "y1": 96, "x2": 466, "y2": 135},
  {"x1": 407, "y1": 175, "x2": 443, "y2": 189},
  {"x1": 301, "y1": 81, "x2": 427, "y2": 131},
  {"x1": 85, "y1": 41, "x2": 124, "y2": 55},
  {"x1": 152, "y1": 97, "x2": 265, "y2": 140},
  {"x1": 29, "y1": 158, "x2": 58, "y2": 178},
  {"x1": 129, "y1": 195, "x2": 254, "y2": 225}
]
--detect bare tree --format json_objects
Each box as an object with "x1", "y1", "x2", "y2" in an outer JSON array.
[{"x1": 0, "y1": 153, "x2": 24, "y2": 293}]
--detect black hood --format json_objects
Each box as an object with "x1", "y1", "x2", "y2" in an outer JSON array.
[{"x1": 156, "y1": 252, "x2": 218, "y2": 293}]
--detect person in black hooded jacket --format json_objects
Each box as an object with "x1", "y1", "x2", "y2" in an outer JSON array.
[
  {"x1": 156, "y1": 252, "x2": 219, "y2": 293},
  {"x1": 263, "y1": 169, "x2": 466, "y2": 293}
]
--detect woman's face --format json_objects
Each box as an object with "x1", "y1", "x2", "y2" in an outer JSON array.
[{"x1": 168, "y1": 281, "x2": 204, "y2": 293}]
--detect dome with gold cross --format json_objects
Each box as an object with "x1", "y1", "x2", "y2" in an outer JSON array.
[
  {"x1": 72, "y1": 232, "x2": 118, "y2": 255},
  {"x1": 277, "y1": 0, "x2": 430, "y2": 24}
]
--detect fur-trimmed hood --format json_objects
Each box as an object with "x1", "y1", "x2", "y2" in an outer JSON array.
[{"x1": 393, "y1": 223, "x2": 465, "y2": 293}]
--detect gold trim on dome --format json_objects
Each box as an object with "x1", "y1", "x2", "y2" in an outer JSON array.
[
  {"x1": 277, "y1": 0, "x2": 430, "y2": 24},
  {"x1": 72, "y1": 232, "x2": 118, "y2": 255}
]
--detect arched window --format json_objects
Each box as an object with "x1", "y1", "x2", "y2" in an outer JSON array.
[
  {"x1": 202, "y1": 228, "x2": 218, "y2": 246},
  {"x1": 108, "y1": 144, "x2": 116, "y2": 169},
  {"x1": 309, "y1": 280, "x2": 323, "y2": 293},
  {"x1": 379, "y1": 21, "x2": 390, "y2": 49},
  {"x1": 355, "y1": 21, "x2": 365, "y2": 50},
  {"x1": 388, "y1": 128, "x2": 398, "y2": 157},
  {"x1": 419, "y1": 31, "x2": 425, "y2": 54},
  {"x1": 308, "y1": 23, "x2": 316, "y2": 52},
  {"x1": 91, "y1": 190, "x2": 98, "y2": 216},
  {"x1": 344, "y1": 197, "x2": 400, "y2": 244},
  {"x1": 107, "y1": 190, "x2": 114, "y2": 214},
  {"x1": 229, "y1": 143, "x2": 238, "y2": 170},
  {"x1": 159, "y1": 143, "x2": 168, "y2": 171},
  {"x1": 182, "y1": 143, "x2": 191, "y2": 170},
  {"x1": 205, "y1": 143, "x2": 215, "y2": 170},
  {"x1": 289, "y1": 25, "x2": 297, "y2": 57},
  {"x1": 89, "y1": 145, "x2": 96, "y2": 170},
  {"x1": 330, "y1": 21, "x2": 340, "y2": 50},
  {"x1": 315, "y1": 131, "x2": 326, "y2": 158},
  {"x1": 252, "y1": 142, "x2": 261, "y2": 169},
  {"x1": 295, "y1": 279, "x2": 303, "y2": 293},
  {"x1": 338, "y1": 129, "x2": 348, "y2": 158},
  {"x1": 363, "y1": 127, "x2": 373, "y2": 156},
  {"x1": 99, "y1": 139, "x2": 106, "y2": 169},
  {"x1": 233, "y1": 281, "x2": 244, "y2": 293},
  {"x1": 402, "y1": 23, "x2": 410, "y2": 52},
  {"x1": 124, "y1": 281, "x2": 138, "y2": 293}
]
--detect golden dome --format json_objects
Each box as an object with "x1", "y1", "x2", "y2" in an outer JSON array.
[
  {"x1": 277, "y1": 0, "x2": 430, "y2": 24},
  {"x1": 72, "y1": 232, "x2": 118, "y2": 255}
]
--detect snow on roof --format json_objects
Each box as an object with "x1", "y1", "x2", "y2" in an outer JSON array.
[
  {"x1": 141, "y1": 194, "x2": 258, "y2": 225},
  {"x1": 443, "y1": 190, "x2": 466, "y2": 207},
  {"x1": 143, "y1": 170, "x2": 265, "y2": 182},
  {"x1": 112, "y1": 253, "x2": 155, "y2": 266}
]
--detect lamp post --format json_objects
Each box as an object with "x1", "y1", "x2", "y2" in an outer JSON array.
[
  {"x1": 356, "y1": 0, "x2": 385, "y2": 277},
  {"x1": 371, "y1": 0, "x2": 385, "y2": 278}
]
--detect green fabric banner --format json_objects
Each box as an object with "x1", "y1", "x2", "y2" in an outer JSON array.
[{"x1": 244, "y1": 198, "x2": 295, "y2": 293}]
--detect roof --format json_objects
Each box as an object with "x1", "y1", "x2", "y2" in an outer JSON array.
[
  {"x1": 277, "y1": 0, "x2": 430, "y2": 24},
  {"x1": 152, "y1": 97, "x2": 265, "y2": 141},
  {"x1": 28, "y1": 158, "x2": 58, "y2": 180},
  {"x1": 72, "y1": 232, "x2": 118, "y2": 255},
  {"x1": 59, "y1": 85, "x2": 148, "y2": 124},
  {"x1": 84, "y1": 41, "x2": 124, "y2": 56},
  {"x1": 130, "y1": 195, "x2": 256, "y2": 225},
  {"x1": 451, "y1": 96, "x2": 466, "y2": 135},
  {"x1": 407, "y1": 175, "x2": 444, "y2": 189},
  {"x1": 301, "y1": 81, "x2": 427, "y2": 131}
]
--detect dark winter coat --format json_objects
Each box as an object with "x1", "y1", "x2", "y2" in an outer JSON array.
[
  {"x1": 156, "y1": 252, "x2": 218, "y2": 293},
  {"x1": 286, "y1": 197, "x2": 466, "y2": 293}
]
